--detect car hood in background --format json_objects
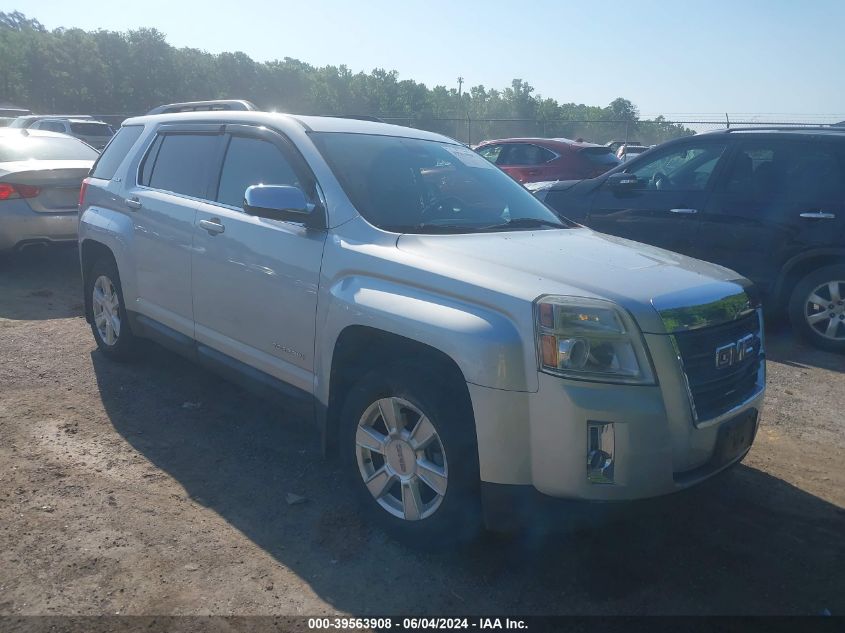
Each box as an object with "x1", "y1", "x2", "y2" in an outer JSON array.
[{"x1": 396, "y1": 227, "x2": 751, "y2": 334}]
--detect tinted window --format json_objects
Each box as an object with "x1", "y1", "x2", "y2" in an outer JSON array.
[
  {"x1": 38, "y1": 121, "x2": 66, "y2": 133},
  {"x1": 216, "y1": 136, "x2": 301, "y2": 207},
  {"x1": 71, "y1": 122, "x2": 114, "y2": 136},
  {"x1": 312, "y1": 132, "x2": 570, "y2": 233},
  {"x1": 147, "y1": 133, "x2": 219, "y2": 198},
  {"x1": 91, "y1": 125, "x2": 144, "y2": 180},
  {"x1": 0, "y1": 134, "x2": 99, "y2": 162},
  {"x1": 580, "y1": 147, "x2": 621, "y2": 166},
  {"x1": 722, "y1": 141, "x2": 845, "y2": 200},
  {"x1": 500, "y1": 143, "x2": 556, "y2": 166},
  {"x1": 477, "y1": 144, "x2": 504, "y2": 163},
  {"x1": 628, "y1": 142, "x2": 727, "y2": 190}
]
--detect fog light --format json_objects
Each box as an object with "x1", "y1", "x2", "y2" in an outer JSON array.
[{"x1": 587, "y1": 422, "x2": 615, "y2": 484}]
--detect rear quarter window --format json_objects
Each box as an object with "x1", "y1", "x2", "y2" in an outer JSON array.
[
  {"x1": 91, "y1": 125, "x2": 144, "y2": 180},
  {"x1": 580, "y1": 147, "x2": 621, "y2": 166}
]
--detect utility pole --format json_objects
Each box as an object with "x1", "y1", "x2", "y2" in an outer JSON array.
[{"x1": 457, "y1": 76, "x2": 464, "y2": 98}]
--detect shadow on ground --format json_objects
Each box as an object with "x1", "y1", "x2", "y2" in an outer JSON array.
[
  {"x1": 90, "y1": 344, "x2": 845, "y2": 615},
  {"x1": 0, "y1": 246, "x2": 83, "y2": 320},
  {"x1": 765, "y1": 320, "x2": 845, "y2": 372}
]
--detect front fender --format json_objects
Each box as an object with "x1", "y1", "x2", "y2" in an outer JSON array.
[{"x1": 315, "y1": 274, "x2": 535, "y2": 407}]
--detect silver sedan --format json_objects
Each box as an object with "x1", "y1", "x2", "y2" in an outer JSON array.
[{"x1": 0, "y1": 128, "x2": 97, "y2": 251}]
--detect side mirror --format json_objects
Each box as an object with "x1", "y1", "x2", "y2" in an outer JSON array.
[
  {"x1": 605, "y1": 172, "x2": 639, "y2": 191},
  {"x1": 243, "y1": 184, "x2": 323, "y2": 228}
]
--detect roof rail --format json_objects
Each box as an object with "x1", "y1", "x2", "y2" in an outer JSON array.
[
  {"x1": 337, "y1": 114, "x2": 385, "y2": 123},
  {"x1": 709, "y1": 125, "x2": 845, "y2": 134},
  {"x1": 146, "y1": 100, "x2": 258, "y2": 115}
]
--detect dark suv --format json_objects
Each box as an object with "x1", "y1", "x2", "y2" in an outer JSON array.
[{"x1": 532, "y1": 128, "x2": 845, "y2": 352}]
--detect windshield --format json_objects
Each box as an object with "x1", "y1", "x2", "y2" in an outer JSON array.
[
  {"x1": 0, "y1": 135, "x2": 99, "y2": 162},
  {"x1": 312, "y1": 132, "x2": 570, "y2": 233}
]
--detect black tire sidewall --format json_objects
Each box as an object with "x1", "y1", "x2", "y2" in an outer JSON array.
[
  {"x1": 87, "y1": 257, "x2": 136, "y2": 360},
  {"x1": 339, "y1": 363, "x2": 481, "y2": 548},
  {"x1": 788, "y1": 264, "x2": 845, "y2": 353}
]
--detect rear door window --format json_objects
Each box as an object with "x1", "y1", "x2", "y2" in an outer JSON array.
[
  {"x1": 720, "y1": 141, "x2": 845, "y2": 202},
  {"x1": 38, "y1": 120, "x2": 67, "y2": 133},
  {"x1": 215, "y1": 135, "x2": 302, "y2": 208},
  {"x1": 499, "y1": 143, "x2": 556, "y2": 166},
  {"x1": 91, "y1": 125, "x2": 144, "y2": 180},
  {"x1": 144, "y1": 133, "x2": 220, "y2": 198}
]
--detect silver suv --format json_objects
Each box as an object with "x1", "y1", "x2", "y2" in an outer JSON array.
[{"x1": 78, "y1": 107, "x2": 766, "y2": 545}]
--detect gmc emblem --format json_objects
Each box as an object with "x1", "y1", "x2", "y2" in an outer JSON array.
[{"x1": 715, "y1": 334, "x2": 756, "y2": 369}]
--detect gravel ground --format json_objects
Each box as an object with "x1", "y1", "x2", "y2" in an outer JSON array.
[{"x1": 0, "y1": 246, "x2": 843, "y2": 616}]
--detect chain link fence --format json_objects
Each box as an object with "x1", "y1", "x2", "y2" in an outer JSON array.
[
  {"x1": 377, "y1": 116, "x2": 845, "y2": 147},
  {"x1": 85, "y1": 113, "x2": 845, "y2": 147}
]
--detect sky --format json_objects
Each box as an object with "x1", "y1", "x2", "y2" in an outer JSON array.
[{"x1": 11, "y1": 0, "x2": 845, "y2": 120}]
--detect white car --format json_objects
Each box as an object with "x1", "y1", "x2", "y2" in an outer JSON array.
[{"x1": 30, "y1": 118, "x2": 115, "y2": 150}]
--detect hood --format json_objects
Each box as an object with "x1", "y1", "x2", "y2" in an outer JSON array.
[{"x1": 396, "y1": 227, "x2": 751, "y2": 334}]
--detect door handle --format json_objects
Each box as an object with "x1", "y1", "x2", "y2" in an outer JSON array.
[
  {"x1": 669, "y1": 208, "x2": 698, "y2": 214},
  {"x1": 198, "y1": 218, "x2": 225, "y2": 235},
  {"x1": 799, "y1": 211, "x2": 836, "y2": 220},
  {"x1": 126, "y1": 196, "x2": 142, "y2": 210}
]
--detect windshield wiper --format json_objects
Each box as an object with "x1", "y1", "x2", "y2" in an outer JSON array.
[
  {"x1": 383, "y1": 223, "x2": 481, "y2": 234},
  {"x1": 479, "y1": 217, "x2": 568, "y2": 231}
]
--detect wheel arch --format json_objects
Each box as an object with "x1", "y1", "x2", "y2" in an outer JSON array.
[
  {"x1": 320, "y1": 325, "x2": 474, "y2": 457},
  {"x1": 774, "y1": 248, "x2": 845, "y2": 312},
  {"x1": 80, "y1": 239, "x2": 118, "y2": 323}
]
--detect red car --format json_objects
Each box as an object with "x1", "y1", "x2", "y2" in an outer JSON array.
[{"x1": 475, "y1": 137, "x2": 620, "y2": 184}]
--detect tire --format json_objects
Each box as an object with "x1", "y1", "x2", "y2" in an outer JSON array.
[
  {"x1": 86, "y1": 256, "x2": 138, "y2": 361},
  {"x1": 787, "y1": 264, "x2": 845, "y2": 353},
  {"x1": 339, "y1": 362, "x2": 482, "y2": 549}
]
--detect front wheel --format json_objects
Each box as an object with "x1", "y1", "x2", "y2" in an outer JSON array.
[
  {"x1": 788, "y1": 264, "x2": 845, "y2": 353},
  {"x1": 339, "y1": 363, "x2": 481, "y2": 549}
]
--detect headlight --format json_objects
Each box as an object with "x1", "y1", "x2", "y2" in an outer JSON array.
[{"x1": 534, "y1": 295, "x2": 655, "y2": 384}]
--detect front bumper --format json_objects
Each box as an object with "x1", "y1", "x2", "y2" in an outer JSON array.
[
  {"x1": 469, "y1": 331, "x2": 765, "y2": 524},
  {"x1": 0, "y1": 200, "x2": 78, "y2": 251}
]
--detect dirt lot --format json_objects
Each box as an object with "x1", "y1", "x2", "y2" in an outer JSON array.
[{"x1": 0, "y1": 246, "x2": 843, "y2": 616}]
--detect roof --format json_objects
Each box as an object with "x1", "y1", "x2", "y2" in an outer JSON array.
[
  {"x1": 40, "y1": 117, "x2": 111, "y2": 125},
  {"x1": 476, "y1": 137, "x2": 605, "y2": 149},
  {"x1": 122, "y1": 110, "x2": 461, "y2": 144},
  {"x1": 702, "y1": 126, "x2": 845, "y2": 137}
]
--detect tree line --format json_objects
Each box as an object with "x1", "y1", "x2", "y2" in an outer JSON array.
[{"x1": 0, "y1": 11, "x2": 693, "y2": 145}]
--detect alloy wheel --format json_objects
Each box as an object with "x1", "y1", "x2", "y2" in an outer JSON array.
[
  {"x1": 804, "y1": 280, "x2": 845, "y2": 341},
  {"x1": 355, "y1": 397, "x2": 448, "y2": 521},
  {"x1": 92, "y1": 275, "x2": 121, "y2": 346}
]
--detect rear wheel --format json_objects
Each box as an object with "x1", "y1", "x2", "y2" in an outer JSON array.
[
  {"x1": 87, "y1": 256, "x2": 138, "y2": 360},
  {"x1": 788, "y1": 264, "x2": 845, "y2": 353},
  {"x1": 339, "y1": 362, "x2": 481, "y2": 548}
]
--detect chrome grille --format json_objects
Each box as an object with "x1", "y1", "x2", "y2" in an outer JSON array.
[{"x1": 673, "y1": 311, "x2": 764, "y2": 422}]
